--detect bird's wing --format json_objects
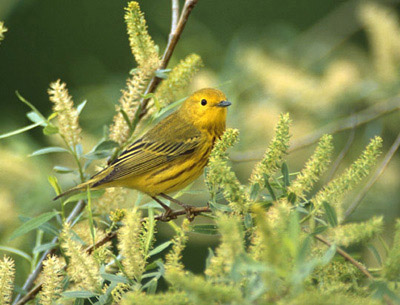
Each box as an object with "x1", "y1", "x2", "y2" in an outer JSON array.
[{"x1": 92, "y1": 118, "x2": 201, "y2": 186}]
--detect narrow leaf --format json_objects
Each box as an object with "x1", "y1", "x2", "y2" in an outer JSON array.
[
  {"x1": 190, "y1": 224, "x2": 218, "y2": 235},
  {"x1": 148, "y1": 241, "x2": 173, "y2": 257},
  {"x1": 62, "y1": 291, "x2": 99, "y2": 299},
  {"x1": 48, "y1": 176, "x2": 62, "y2": 196},
  {"x1": 10, "y1": 211, "x2": 59, "y2": 240},
  {"x1": 30, "y1": 146, "x2": 69, "y2": 157},
  {"x1": 33, "y1": 242, "x2": 58, "y2": 254},
  {"x1": 43, "y1": 124, "x2": 59, "y2": 135},
  {"x1": 100, "y1": 272, "x2": 129, "y2": 284},
  {"x1": 0, "y1": 246, "x2": 32, "y2": 262},
  {"x1": 27, "y1": 111, "x2": 46, "y2": 126},
  {"x1": 0, "y1": 122, "x2": 42, "y2": 139},
  {"x1": 16, "y1": 91, "x2": 47, "y2": 121},
  {"x1": 77, "y1": 100, "x2": 87, "y2": 114},
  {"x1": 322, "y1": 201, "x2": 338, "y2": 227},
  {"x1": 281, "y1": 162, "x2": 290, "y2": 187}
]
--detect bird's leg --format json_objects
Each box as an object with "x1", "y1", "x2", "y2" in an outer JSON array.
[
  {"x1": 151, "y1": 196, "x2": 176, "y2": 221},
  {"x1": 160, "y1": 193, "x2": 195, "y2": 221}
]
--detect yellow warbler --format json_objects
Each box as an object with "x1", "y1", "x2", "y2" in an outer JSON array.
[{"x1": 55, "y1": 88, "x2": 231, "y2": 216}]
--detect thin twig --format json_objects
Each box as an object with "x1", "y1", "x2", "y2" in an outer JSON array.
[
  {"x1": 137, "y1": 0, "x2": 199, "y2": 121},
  {"x1": 344, "y1": 131, "x2": 400, "y2": 219},
  {"x1": 324, "y1": 124, "x2": 356, "y2": 183},
  {"x1": 170, "y1": 0, "x2": 180, "y2": 42},
  {"x1": 231, "y1": 97, "x2": 400, "y2": 163},
  {"x1": 14, "y1": 206, "x2": 211, "y2": 305},
  {"x1": 314, "y1": 234, "x2": 394, "y2": 305}
]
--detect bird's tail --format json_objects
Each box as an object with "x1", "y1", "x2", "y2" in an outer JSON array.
[
  {"x1": 53, "y1": 166, "x2": 113, "y2": 201},
  {"x1": 53, "y1": 181, "x2": 92, "y2": 201}
]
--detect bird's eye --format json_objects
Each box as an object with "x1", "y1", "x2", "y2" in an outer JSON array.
[{"x1": 201, "y1": 99, "x2": 207, "y2": 106}]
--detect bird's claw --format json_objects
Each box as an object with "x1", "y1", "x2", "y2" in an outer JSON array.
[
  {"x1": 182, "y1": 204, "x2": 196, "y2": 222},
  {"x1": 159, "y1": 208, "x2": 177, "y2": 222}
]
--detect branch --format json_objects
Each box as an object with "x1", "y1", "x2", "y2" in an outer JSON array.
[
  {"x1": 344, "y1": 130, "x2": 400, "y2": 219},
  {"x1": 170, "y1": 0, "x2": 180, "y2": 41},
  {"x1": 314, "y1": 234, "x2": 394, "y2": 305},
  {"x1": 14, "y1": 206, "x2": 211, "y2": 305},
  {"x1": 324, "y1": 124, "x2": 356, "y2": 183},
  {"x1": 137, "y1": 0, "x2": 199, "y2": 121},
  {"x1": 231, "y1": 97, "x2": 400, "y2": 163}
]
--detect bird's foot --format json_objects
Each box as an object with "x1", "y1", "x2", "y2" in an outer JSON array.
[
  {"x1": 159, "y1": 207, "x2": 177, "y2": 222},
  {"x1": 181, "y1": 204, "x2": 196, "y2": 222}
]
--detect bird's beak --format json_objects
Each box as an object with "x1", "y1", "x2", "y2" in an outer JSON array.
[{"x1": 216, "y1": 100, "x2": 231, "y2": 107}]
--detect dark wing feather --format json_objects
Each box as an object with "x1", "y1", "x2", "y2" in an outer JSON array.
[{"x1": 93, "y1": 114, "x2": 201, "y2": 186}]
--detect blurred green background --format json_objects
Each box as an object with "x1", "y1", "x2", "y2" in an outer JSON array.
[{"x1": 1, "y1": 0, "x2": 400, "y2": 286}]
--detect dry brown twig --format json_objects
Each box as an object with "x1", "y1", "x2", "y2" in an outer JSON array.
[
  {"x1": 12, "y1": 1, "x2": 199, "y2": 304},
  {"x1": 314, "y1": 234, "x2": 394, "y2": 305}
]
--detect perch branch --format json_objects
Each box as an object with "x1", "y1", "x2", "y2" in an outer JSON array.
[
  {"x1": 14, "y1": 206, "x2": 211, "y2": 305},
  {"x1": 137, "y1": 0, "x2": 199, "y2": 121},
  {"x1": 231, "y1": 97, "x2": 400, "y2": 162},
  {"x1": 170, "y1": 0, "x2": 180, "y2": 41},
  {"x1": 314, "y1": 233, "x2": 394, "y2": 305},
  {"x1": 344, "y1": 130, "x2": 400, "y2": 219}
]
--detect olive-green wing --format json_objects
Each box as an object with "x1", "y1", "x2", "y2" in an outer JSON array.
[{"x1": 92, "y1": 124, "x2": 201, "y2": 186}]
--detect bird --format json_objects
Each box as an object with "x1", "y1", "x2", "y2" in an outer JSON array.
[{"x1": 54, "y1": 88, "x2": 231, "y2": 219}]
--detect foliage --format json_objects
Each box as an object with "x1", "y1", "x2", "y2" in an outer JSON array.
[{"x1": 1, "y1": 1, "x2": 400, "y2": 305}]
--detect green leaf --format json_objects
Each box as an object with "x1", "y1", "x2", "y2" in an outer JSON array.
[
  {"x1": 63, "y1": 190, "x2": 105, "y2": 205},
  {"x1": 249, "y1": 183, "x2": 260, "y2": 201},
  {"x1": 120, "y1": 109, "x2": 133, "y2": 131},
  {"x1": 148, "y1": 241, "x2": 173, "y2": 257},
  {"x1": 16, "y1": 91, "x2": 47, "y2": 122},
  {"x1": 48, "y1": 176, "x2": 62, "y2": 196},
  {"x1": 322, "y1": 201, "x2": 338, "y2": 227},
  {"x1": 77, "y1": 100, "x2": 87, "y2": 114},
  {"x1": 62, "y1": 291, "x2": 99, "y2": 299},
  {"x1": 53, "y1": 166, "x2": 75, "y2": 174},
  {"x1": 0, "y1": 122, "x2": 43, "y2": 139},
  {"x1": 9, "y1": 211, "x2": 59, "y2": 241},
  {"x1": 367, "y1": 245, "x2": 383, "y2": 266},
  {"x1": 263, "y1": 175, "x2": 277, "y2": 201},
  {"x1": 30, "y1": 146, "x2": 70, "y2": 157},
  {"x1": 18, "y1": 216, "x2": 59, "y2": 236},
  {"x1": 155, "y1": 68, "x2": 171, "y2": 79},
  {"x1": 94, "y1": 140, "x2": 119, "y2": 151},
  {"x1": 190, "y1": 224, "x2": 218, "y2": 235},
  {"x1": 312, "y1": 225, "x2": 328, "y2": 235},
  {"x1": 43, "y1": 124, "x2": 59, "y2": 135},
  {"x1": 27, "y1": 111, "x2": 46, "y2": 126},
  {"x1": 100, "y1": 272, "x2": 129, "y2": 284},
  {"x1": 0, "y1": 246, "x2": 32, "y2": 262},
  {"x1": 281, "y1": 162, "x2": 290, "y2": 187},
  {"x1": 33, "y1": 242, "x2": 58, "y2": 254}
]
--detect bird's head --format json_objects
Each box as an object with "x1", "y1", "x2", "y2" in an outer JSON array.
[{"x1": 179, "y1": 88, "x2": 231, "y2": 131}]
